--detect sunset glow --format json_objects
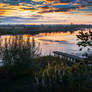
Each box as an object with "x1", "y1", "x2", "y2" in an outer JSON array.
[{"x1": 0, "y1": 0, "x2": 92, "y2": 24}]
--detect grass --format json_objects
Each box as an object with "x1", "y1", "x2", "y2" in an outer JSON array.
[{"x1": 0, "y1": 55, "x2": 92, "y2": 92}]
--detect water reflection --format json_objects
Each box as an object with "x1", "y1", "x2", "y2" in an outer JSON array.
[
  {"x1": 0, "y1": 35, "x2": 41, "y2": 66},
  {"x1": 0, "y1": 29, "x2": 91, "y2": 56}
]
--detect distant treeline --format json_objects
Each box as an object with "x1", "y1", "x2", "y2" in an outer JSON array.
[{"x1": 0, "y1": 24, "x2": 92, "y2": 35}]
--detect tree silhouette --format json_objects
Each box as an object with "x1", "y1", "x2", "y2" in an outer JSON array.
[{"x1": 77, "y1": 30, "x2": 92, "y2": 61}]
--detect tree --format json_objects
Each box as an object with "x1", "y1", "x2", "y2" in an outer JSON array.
[{"x1": 77, "y1": 30, "x2": 92, "y2": 62}]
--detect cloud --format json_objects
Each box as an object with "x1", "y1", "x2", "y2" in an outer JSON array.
[
  {"x1": 1, "y1": 0, "x2": 92, "y2": 14},
  {"x1": 0, "y1": 16, "x2": 42, "y2": 24},
  {"x1": 0, "y1": 0, "x2": 92, "y2": 24}
]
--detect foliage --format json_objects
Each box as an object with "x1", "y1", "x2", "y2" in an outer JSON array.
[
  {"x1": 34, "y1": 60, "x2": 91, "y2": 92},
  {"x1": 77, "y1": 30, "x2": 92, "y2": 61},
  {"x1": 0, "y1": 35, "x2": 41, "y2": 79},
  {"x1": 0, "y1": 55, "x2": 92, "y2": 92},
  {"x1": 77, "y1": 30, "x2": 92, "y2": 48}
]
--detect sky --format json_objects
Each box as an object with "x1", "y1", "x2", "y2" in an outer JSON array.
[{"x1": 0, "y1": 0, "x2": 92, "y2": 25}]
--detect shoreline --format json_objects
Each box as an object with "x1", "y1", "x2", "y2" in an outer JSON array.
[{"x1": 0, "y1": 24, "x2": 92, "y2": 35}]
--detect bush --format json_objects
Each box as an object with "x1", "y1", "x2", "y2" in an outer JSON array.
[{"x1": 0, "y1": 35, "x2": 41, "y2": 79}]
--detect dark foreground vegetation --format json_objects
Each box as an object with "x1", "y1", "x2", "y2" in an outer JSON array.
[
  {"x1": 0, "y1": 24, "x2": 92, "y2": 35},
  {"x1": 0, "y1": 34, "x2": 92, "y2": 92},
  {"x1": 0, "y1": 56, "x2": 92, "y2": 92},
  {"x1": 77, "y1": 30, "x2": 92, "y2": 62}
]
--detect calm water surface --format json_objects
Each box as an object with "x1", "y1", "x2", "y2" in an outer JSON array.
[{"x1": 0, "y1": 29, "x2": 91, "y2": 57}]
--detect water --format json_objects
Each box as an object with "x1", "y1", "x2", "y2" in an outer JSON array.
[{"x1": 0, "y1": 29, "x2": 91, "y2": 57}]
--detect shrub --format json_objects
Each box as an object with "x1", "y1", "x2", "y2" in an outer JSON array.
[{"x1": 0, "y1": 35, "x2": 41, "y2": 79}]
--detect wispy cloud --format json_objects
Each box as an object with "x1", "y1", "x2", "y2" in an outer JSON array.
[{"x1": 0, "y1": 0, "x2": 92, "y2": 24}]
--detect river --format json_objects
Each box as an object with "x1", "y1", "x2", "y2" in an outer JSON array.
[{"x1": 0, "y1": 28, "x2": 91, "y2": 57}]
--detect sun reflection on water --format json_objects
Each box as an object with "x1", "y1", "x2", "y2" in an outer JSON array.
[{"x1": 0, "y1": 29, "x2": 91, "y2": 56}]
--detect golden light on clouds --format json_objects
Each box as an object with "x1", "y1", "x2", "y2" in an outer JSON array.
[{"x1": 0, "y1": 1, "x2": 92, "y2": 24}]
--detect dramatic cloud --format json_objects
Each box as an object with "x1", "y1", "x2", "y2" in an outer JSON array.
[{"x1": 0, "y1": 0, "x2": 92, "y2": 24}]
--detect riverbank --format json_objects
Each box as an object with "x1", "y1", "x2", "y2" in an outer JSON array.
[{"x1": 0, "y1": 24, "x2": 92, "y2": 35}]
